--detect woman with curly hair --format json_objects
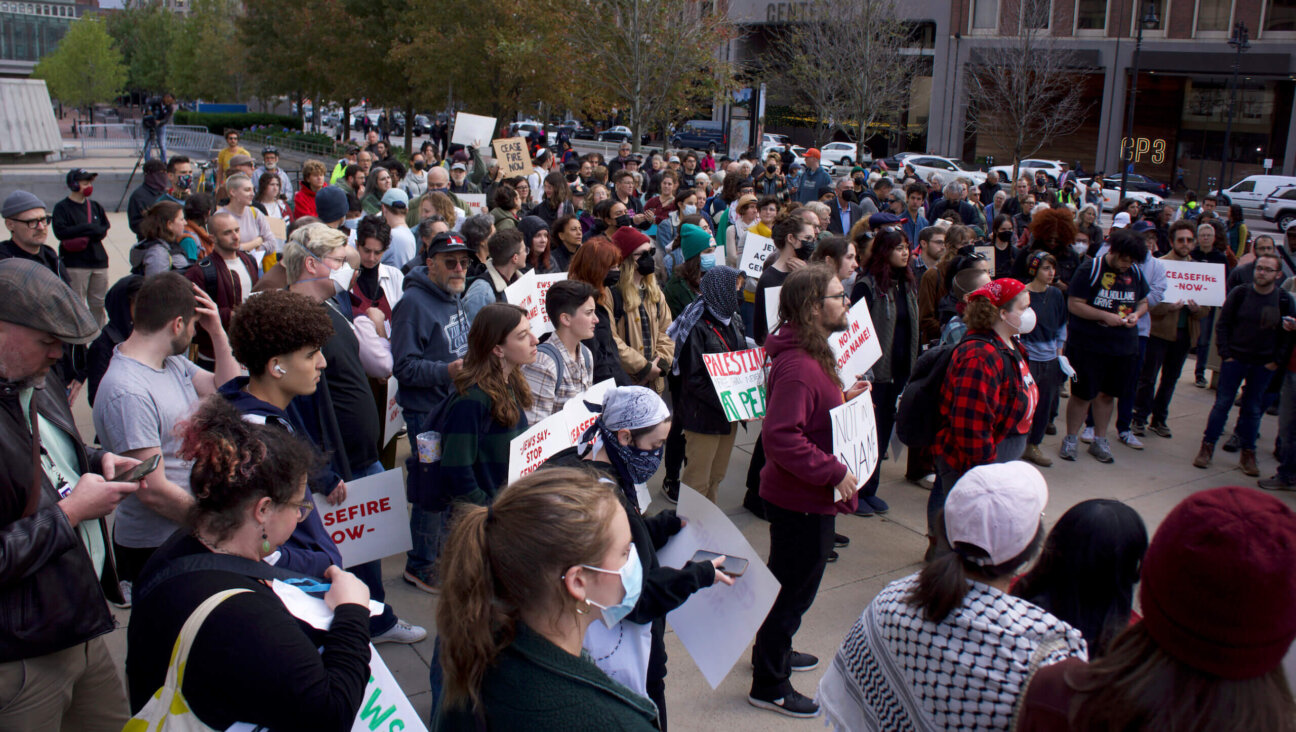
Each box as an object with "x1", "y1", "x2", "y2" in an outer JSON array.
[
  {"x1": 1013, "y1": 206, "x2": 1081, "y2": 293},
  {"x1": 292, "y1": 159, "x2": 328, "y2": 221}
]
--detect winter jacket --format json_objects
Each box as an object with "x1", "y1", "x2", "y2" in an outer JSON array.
[
  {"x1": 612, "y1": 287, "x2": 674, "y2": 392},
  {"x1": 490, "y1": 207, "x2": 520, "y2": 231},
  {"x1": 391, "y1": 268, "x2": 471, "y2": 415},
  {"x1": 758, "y1": 325, "x2": 850, "y2": 515},
  {"x1": 127, "y1": 183, "x2": 165, "y2": 236},
  {"x1": 52, "y1": 196, "x2": 110, "y2": 269},
  {"x1": 293, "y1": 186, "x2": 317, "y2": 221},
  {"x1": 462, "y1": 261, "x2": 519, "y2": 323},
  {"x1": 676, "y1": 309, "x2": 745, "y2": 434},
  {"x1": 439, "y1": 385, "x2": 528, "y2": 506},
  {"x1": 662, "y1": 275, "x2": 698, "y2": 319},
  {"x1": 932, "y1": 332, "x2": 1036, "y2": 473},
  {"x1": 851, "y1": 273, "x2": 920, "y2": 384}
]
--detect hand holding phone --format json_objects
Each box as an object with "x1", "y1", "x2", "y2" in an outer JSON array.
[
  {"x1": 116, "y1": 453, "x2": 161, "y2": 483},
  {"x1": 691, "y1": 550, "x2": 748, "y2": 578}
]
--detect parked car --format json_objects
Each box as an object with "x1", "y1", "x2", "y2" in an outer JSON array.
[
  {"x1": 990, "y1": 159, "x2": 1066, "y2": 185},
  {"x1": 1079, "y1": 178, "x2": 1163, "y2": 212},
  {"x1": 556, "y1": 120, "x2": 593, "y2": 141},
  {"x1": 1212, "y1": 175, "x2": 1296, "y2": 215},
  {"x1": 819, "y1": 141, "x2": 872, "y2": 168},
  {"x1": 761, "y1": 142, "x2": 806, "y2": 168},
  {"x1": 670, "y1": 120, "x2": 726, "y2": 152},
  {"x1": 412, "y1": 115, "x2": 432, "y2": 135},
  {"x1": 599, "y1": 125, "x2": 634, "y2": 143},
  {"x1": 1094, "y1": 173, "x2": 1170, "y2": 197},
  {"x1": 906, "y1": 155, "x2": 988, "y2": 187},
  {"x1": 763, "y1": 133, "x2": 790, "y2": 146},
  {"x1": 1261, "y1": 184, "x2": 1296, "y2": 232}
]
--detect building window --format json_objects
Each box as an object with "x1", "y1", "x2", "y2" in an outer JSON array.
[
  {"x1": 1132, "y1": 0, "x2": 1169, "y2": 32},
  {"x1": 1076, "y1": 0, "x2": 1107, "y2": 29},
  {"x1": 972, "y1": 0, "x2": 998, "y2": 29},
  {"x1": 1022, "y1": 0, "x2": 1052, "y2": 29},
  {"x1": 1264, "y1": 0, "x2": 1296, "y2": 31}
]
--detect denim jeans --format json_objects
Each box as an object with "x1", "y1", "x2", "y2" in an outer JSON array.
[
  {"x1": 1275, "y1": 370, "x2": 1296, "y2": 483},
  {"x1": 346, "y1": 460, "x2": 397, "y2": 635},
  {"x1": 1195, "y1": 310, "x2": 1217, "y2": 379},
  {"x1": 1134, "y1": 331, "x2": 1192, "y2": 424},
  {"x1": 1203, "y1": 360, "x2": 1278, "y2": 450}
]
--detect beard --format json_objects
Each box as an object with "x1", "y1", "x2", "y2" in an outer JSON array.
[
  {"x1": 170, "y1": 333, "x2": 193, "y2": 356},
  {"x1": 829, "y1": 313, "x2": 849, "y2": 333}
]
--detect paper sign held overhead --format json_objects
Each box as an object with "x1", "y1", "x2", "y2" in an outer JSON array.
[
  {"x1": 322, "y1": 469, "x2": 412, "y2": 568},
  {"x1": 703, "y1": 347, "x2": 769, "y2": 422},
  {"x1": 830, "y1": 393, "x2": 879, "y2": 497},
  {"x1": 828, "y1": 297, "x2": 883, "y2": 385},
  {"x1": 738, "y1": 233, "x2": 777, "y2": 281},
  {"x1": 450, "y1": 112, "x2": 496, "y2": 148},
  {"x1": 493, "y1": 137, "x2": 534, "y2": 177},
  {"x1": 1160, "y1": 259, "x2": 1226, "y2": 307}
]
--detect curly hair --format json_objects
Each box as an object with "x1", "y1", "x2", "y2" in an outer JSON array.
[
  {"x1": 229, "y1": 289, "x2": 335, "y2": 376},
  {"x1": 1028, "y1": 207, "x2": 1078, "y2": 250},
  {"x1": 301, "y1": 159, "x2": 327, "y2": 188},
  {"x1": 963, "y1": 296, "x2": 1002, "y2": 331}
]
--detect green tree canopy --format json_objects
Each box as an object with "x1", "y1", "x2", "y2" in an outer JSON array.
[
  {"x1": 105, "y1": 0, "x2": 178, "y2": 94},
  {"x1": 33, "y1": 16, "x2": 127, "y2": 112}
]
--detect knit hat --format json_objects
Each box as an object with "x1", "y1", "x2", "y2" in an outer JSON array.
[
  {"x1": 967, "y1": 277, "x2": 1026, "y2": 308},
  {"x1": 613, "y1": 227, "x2": 651, "y2": 261},
  {"x1": 518, "y1": 215, "x2": 548, "y2": 251},
  {"x1": 944, "y1": 461, "x2": 1047, "y2": 566},
  {"x1": 1139, "y1": 487, "x2": 1296, "y2": 679},
  {"x1": 1, "y1": 190, "x2": 45, "y2": 218},
  {"x1": 315, "y1": 186, "x2": 348, "y2": 224},
  {"x1": 679, "y1": 224, "x2": 712, "y2": 261}
]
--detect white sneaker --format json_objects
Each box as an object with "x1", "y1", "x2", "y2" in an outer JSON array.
[
  {"x1": 113, "y1": 580, "x2": 132, "y2": 609},
  {"x1": 1118, "y1": 431, "x2": 1145, "y2": 450},
  {"x1": 373, "y1": 619, "x2": 428, "y2": 645},
  {"x1": 1080, "y1": 425, "x2": 1095, "y2": 444}
]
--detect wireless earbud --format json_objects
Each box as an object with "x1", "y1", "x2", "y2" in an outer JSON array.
[{"x1": 274, "y1": 365, "x2": 287, "y2": 375}]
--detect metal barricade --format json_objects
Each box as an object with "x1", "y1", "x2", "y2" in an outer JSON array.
[
  {"x1": 75, "y1": 123, "x2": 142, "y2": 155},
  {"x1": 164, "y1": 126, "x2": 222, "y2": 159}
]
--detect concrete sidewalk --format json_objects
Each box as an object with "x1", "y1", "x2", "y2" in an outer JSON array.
[{"x1": 63, "y1": 212, "x2": 1296, "y2": 730}]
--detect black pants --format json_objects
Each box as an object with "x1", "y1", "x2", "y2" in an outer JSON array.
[
  {"x1": 664, "y1": 372, "x2": 687, "y2": 482},
  {"x1": 1027, "y1": 359, "x2": 1062, "y2": 445},
  {"x1": 1134, "y1": 331, "x2": 1191, "y2": 424},
  {"x1": 111, "y1": 538, "x2": 156, "y2": 584},
  {"x1": 751, "y1": 501, "x2": 834, "y2": 698},
  {"x1": 743, "y1": 434, "x2": 767, "y2": 515},
  {"x1": 860, "y1": 380, "x2": 903, "y2": 498}
]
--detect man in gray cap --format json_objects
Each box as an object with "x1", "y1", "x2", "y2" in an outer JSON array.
[
  {"x1": 0, "y1": 259, "x2": 140, "y2": 730},
  {"x1": 1, "y1": 190, "x2": 68, "y2": 283}
]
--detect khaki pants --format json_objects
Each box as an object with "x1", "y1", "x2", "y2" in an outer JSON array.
[
  {"x1": 66, "y1": 267, "x2": 109, "y2": 327},
  {"x1": 682, "y1": 425, "x2": 738, "y2": 503},
  {"x1": 0, "y1": 636, "x2": 129, "y2": 731}
]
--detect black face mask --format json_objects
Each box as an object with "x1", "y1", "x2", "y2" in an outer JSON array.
[
  {"x1": 566, "y1": 172, "x2": 578, "y2": 182},
  {"x1": 996, "y1": 230, "x2": 1013, "y2": 242},
  {"x1": 413, "y1": 162, "x2": 426, "y2": 171},
  {"x1": 603, "y1": 269, "x2": 621, "y2": 287},
  {"x1": 795, "y1": 241, "x2": 814, "y2": 260},
  {"x1": 616, "y1": 214, "x2": 633, "y2": 229},
  {"x1": 635, "y1": 251, "x2": 656, "y2": 276},
  {"x1": 766, "y1": 165, "x2": 776, "y2": 175}
]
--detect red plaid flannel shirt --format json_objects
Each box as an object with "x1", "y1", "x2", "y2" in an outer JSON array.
[{"x1": 932, "y1": 334, "x2": 1034, "y2": 472}]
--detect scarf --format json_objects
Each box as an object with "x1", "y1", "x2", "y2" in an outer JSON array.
[
  {"x1": 577, "y1": 386, "x2": 672, "y2": 486},
  {"x1": 667, "y1": 265, "x2": 741, "y2": 374}
]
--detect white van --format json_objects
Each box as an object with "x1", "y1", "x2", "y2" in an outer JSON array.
[{"x1": 1211, "y1": 175, "x2": 1296, "y2": 213}]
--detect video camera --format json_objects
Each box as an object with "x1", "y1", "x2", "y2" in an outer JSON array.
[{"x1": 142, "y1": 95, "x2": 170, "y2": 131}]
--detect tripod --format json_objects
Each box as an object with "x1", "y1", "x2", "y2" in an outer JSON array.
[{"x1": 115, "y1": 124, "x2": 164, "y2": 213}]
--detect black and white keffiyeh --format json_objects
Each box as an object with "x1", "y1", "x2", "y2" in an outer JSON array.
[
  {"x1": 817, "y1": 573, "x2": 1087, "y2": 732},
  {"x1": 667, "y1": 265, "x2": 742, "y2": 374}
]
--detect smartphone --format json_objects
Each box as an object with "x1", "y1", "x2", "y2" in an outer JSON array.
[
  {"x1": 691, "y1": 550, "x2": 748, "y2": 578},
  {"x1": 117, "y1": 454, "x2": 161, "y2": 483}
]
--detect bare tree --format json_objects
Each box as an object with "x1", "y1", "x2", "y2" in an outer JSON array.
[
  {"x1": 770, "y1": 0, "x2": 917, "y2": 165},
  {"x1": 565, "y1": 0, "x2": 737, "y2": 152},
  {"x1": 963, "y1": 0, "x2": 1089, "y2": 181}
]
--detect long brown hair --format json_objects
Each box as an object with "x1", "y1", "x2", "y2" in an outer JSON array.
[
  {"x1": 777, "y1": 265, "x2": 842, "y2": 389},
  {"x1": 438, "y1": 468, "x2": 620, "y2": 712},
  {"x1": 1067, "y1": 623, "x2": 1296, "y2": 732},
  {"x1": 909, "y1": 510, "x2": 1044, "y2": 623},
  {"x1": 453, "y1": 303, "x2": 533, "y2": 428}
]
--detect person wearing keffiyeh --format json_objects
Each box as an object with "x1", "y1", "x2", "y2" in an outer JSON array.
[{"x1": 667, "y1": 265, "x2": 746, "y2": 503}]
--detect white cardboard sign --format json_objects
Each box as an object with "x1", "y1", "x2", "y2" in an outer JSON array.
[
  {"x1": 830, "y1": 393, "x2": 879, "y2": 495},
  {"x1": 656, "y1": 484, "x2": 781, "y2": 689},
  {"x1": 560, "y1": 378, "x2": 615, "y2": 446},
  {"x1": 738, "y1": 233, "x2": 777, "y2": 281},
  {"x1": 381, "y1": 375, "x2": 403, "y2": 448},
  {"x1": 828, "y1": 297, "x2": 883, "y2": 384},
  {"x1": 506, "y1": 412, "x2": 570, "y2": 484},
  {"x1": 321, "y1": 469, "x2": 412, "y2": 568},
  {"x1": 450, "y1": 112, "x2": 496, "y2": 148},
  {"x1": 505, "y1": 271, "x2": 567, "y2": 336},
  {"x1": 702, "y1": 347, "x2": 768, "y2": 422},
  {"x1": 763, "y1": 285, "x2": 781, "y2": 336},
  {"x1": 1160, "y1": 259, "x2": 1226, "y2": 307},
  {"x1": 459, "y1": 193, "x2": 488, "y2": 217}
]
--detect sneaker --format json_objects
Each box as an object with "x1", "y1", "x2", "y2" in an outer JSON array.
[
  {"x1": 748, "y1": 689, "x2": 819, "y2": 718},
  {"x1": 1222, "y1": 434, "x2": 1241, "y2": 453},
  {"x1": 1258, "y1": 476, "x2": 1296, "y2": 491},
  {"x1": 1044, "y1": 422, "x2": 1057, "y2": 436},
  {"x1": 1022, "y1": 443, "x2": 1053, "y2": 467},
  {"x1": 1080, "y1": 425, "x2": 1095, "y2": 444},
  {"x1": 1088, "y1": 437, "x2": 1115, "y2": 463},
  {"x1": 863, "y1": 495, "x2": 889, "y2": 514},
  {"x1": 909, "y1": 473, "x2": 934, "y2": 490},
  {"x1": 833, "y1": 533, "x2": 850, "y2": 548},
  {"x1": 1118, "y1": 431, "x2": 1144, "y2": 450},
  {"x1": 113, "y1": 580, "x2": 132, "y2": 609},
  {"x1": 1195, "y1": 376, "x2": 1209, "y2": 388},
  {"x1": 790, "y1": 651, "x2": 820, "y2": 672},
  {"x1": 1058, "y1": 384, "x2": 1069, "y2": 399},
  {"x1": 1148, "y1": 420, "x2": 1172, "y2": 438},
  {"x1": 826, "y1": 550, "x2": 839, "y2": 563},
  {"x1": 1130, "y1": 419, "x2": 1146, "y2": 437},
  {"x1": 373, "y1": 619, "x2": 428, "y2": 645},
  {"x1": 402, "y1": 569, "x2": 439, "y2": 595},
  {"x1": 1059, "y1": 435, "x2": 1079, "y2": 461},
  {"x1": 662, "y1": 479, "x2": 680, "y2": 504}
]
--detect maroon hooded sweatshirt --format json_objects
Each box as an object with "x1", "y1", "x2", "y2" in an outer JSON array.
[{"x1": 759, "y1": 324, "x2": 854, "y2": 515}]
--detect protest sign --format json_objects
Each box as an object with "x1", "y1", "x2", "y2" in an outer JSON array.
[
  {"x1": 450, "y1": 112, "x2": 496, "y2": 148},
  {"x1": 656, "y1": 484, "x2": 781, "y2": 689},
  {"x1": 975, "y1": 244, "x2": 995, "y2": 263},
  {"x1": 267, "y1": 216, "x2": 286, "y2": 241},
  {"x1": 506, "y1": 412, "x2": 569, "y2": 483},
  {"x1": 322, "y1": 469, "x2": 412, "y2": 568},
  {"x1": 828, "y1": 297, "x2": 882, "y2": 384},
  {"x1": 764, "y1": 285, "x2": 781, "y2": 336},
  {"x1": 493, "y1": 137, "x2": 534, "y2": 177},
  {"x1": 381, "y1": 375, "x2": 403, "y2": 448},
  {"x1": 561, "y1": 378, "x2": 615, "y2": 445},
  {"x1": 703, "y1": 347, "x2": 768, "y2": 422},
  {"x1": 459, "y1": 193, "x2": 488, "y2": 217},
  {"x1": 830, "y1": 393, "x2": 879, "y2": 498},
  {"x1": 505, "y1": 271, "x2": 566, "y2": 335},
  {"x1": 1161, "y1": 259, "x2": 1226, "y2": 307},
  {"x1": 737, "y1": 233, "x2": 777, "y2": 281}
]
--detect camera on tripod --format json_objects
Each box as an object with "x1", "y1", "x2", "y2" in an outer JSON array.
[{"x1": 142, "y1": 93, "x2": 173, "y2": 131}]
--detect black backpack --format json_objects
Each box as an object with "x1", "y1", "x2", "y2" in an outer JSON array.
[{"x1": 895, "y1": 332, "x2": 1009, "y2": 448}]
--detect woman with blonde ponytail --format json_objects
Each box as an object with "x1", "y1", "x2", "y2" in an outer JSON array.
[{"x1": 435, "y1": 468, "x2": 659, "y2": 731}]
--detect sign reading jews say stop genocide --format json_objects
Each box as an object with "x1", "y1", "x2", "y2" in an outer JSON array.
[
  {"x1": 704, "y1": 347, "x2": 769, "y2": 422},
  {"x1": 493, "y1": 137, "x2": 535, "y2": 177},
  {"x1": 506, "y1": 379, "x2": 615, "y2": 482},
  {"x1": 830, "y1": 393, "x2": 879, "y2": 502},
  {"x1": 828, "y1": 297, "x2": 883, "y2": 385},
  {"x1": 1160, "y1": 259, "x2": 1226, "y2": 307}
]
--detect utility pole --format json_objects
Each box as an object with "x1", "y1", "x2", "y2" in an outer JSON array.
[
  {"x1": 1118, "y1": 1, "x2": 1159, "y2": 200},
  {"x1": 1217, "y1": 22, "x2": 1250, "y2": 196}
]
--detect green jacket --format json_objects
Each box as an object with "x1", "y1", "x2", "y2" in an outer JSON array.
[
  {"x1": 434, "y1": 623, "x2": 659, "y2": 731},
  {"x1": 662, "y1": 275, "x2": 697, "y2": 320}
]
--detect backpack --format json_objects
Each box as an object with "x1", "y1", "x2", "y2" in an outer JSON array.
[
  {"x1": 895, "y1": 332, "x2": 1010, "y2": 448},
  {"x1": 537, "y1": 339, "x2": 592, "y2": 390}
]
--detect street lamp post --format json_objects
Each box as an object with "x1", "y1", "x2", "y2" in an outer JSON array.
[
  {"x1": 1217, "y1": 22, "x2": 1250, "y2": 196},
  {"x1": 1118, "y1": 2, "x2": 1159, "y2": 200}
]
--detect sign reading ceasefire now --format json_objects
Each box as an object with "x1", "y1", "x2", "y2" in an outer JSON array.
[
  {"x1": 321, "y1": 469, "x2": 412, "y2": 568},
  {"x1": 492, "y1": 137, "x2": 534, "y2": 177}
]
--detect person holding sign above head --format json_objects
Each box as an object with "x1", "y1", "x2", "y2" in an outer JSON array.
[
  {"x1": 125, "y1": 398, "x2": 374, "y2": 731},
  {"x1": 545, "y1": 387, "x2": 732, "y2": 730},
  {"x1": 612, "y1": 227, "x2": 674, "y2": 394},
  {"x1": 667, "y1": 265, "x2": 747, "y2": 505},
  {"x1": 751, "y1": 265, "x2": 870, "y2": 718},
  {"x1": 434, "y1": 468, "x2": 659, "y2": 731},
  {"x1": 523, "y1": 279, "x2": 597, "y2": 423}
]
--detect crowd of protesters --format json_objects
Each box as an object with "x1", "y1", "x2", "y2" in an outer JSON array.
[{"x1": 0, "y1": 126, "x2": 1294, "y2": 732}]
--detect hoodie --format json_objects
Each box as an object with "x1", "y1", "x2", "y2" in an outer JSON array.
[
  {"x1": 219, "y1": 377, "x2": 344, "y2": 577},
  {"x1": 390, "y1": 267, "x2": 470, "y2": 414},
  {"x1": 759, "y1": 325, "x2": 852, "y2": 515},
  {"x1": 88, "y1": 275, "x2": 143, "y2": 407}
]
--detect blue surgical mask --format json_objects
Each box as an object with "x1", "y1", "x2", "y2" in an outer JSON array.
[
  {"x1": 583, "y1": 546, "x2": 643, "y2": 628},
  {"x1": 700, "y1": 252, "x2": 716, "y2": 271},
  {"x1": 682, "y1": 204, "x2": 698, "y2": 216},
  {"x1": 344, "y1": 217, "x2": 362, "y2": 230}
]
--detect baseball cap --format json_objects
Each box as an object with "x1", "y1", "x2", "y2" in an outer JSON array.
[
  {"x1": 570, "y1": 183, "x2": 589, "y2": 197},
  {"x1": 66, "y1": 169, "x2": 97, "y2": 189},
  {"x1": 427, "y1": 231, "x2": 470, "y2": 256},
  {"x1": 804, "y1": 148, "x2": 821, "y2": 159},
  {"x1": 0, "y1": 259, "x2": 99, "y2": 345},
  {"x1": 668, "y1": 155, "x2": 681, "y2": 163},
  {"x1": 1112, "y1": 211, "x2": 1131, "y2": 228},
  {"x1": 346, "y1": 144, "x2": 361, "y2": 154},
  {"x1": 451, "y1": 162, "x2": 466, "y2": 172},
  {"x1": 944, "y1": 462, "x2": 1047, "y2": 567},
  {"x1": 452, "y1": 150, "x2": 471, "y2": 163},
  {"x1": 1131, "y1": 220, "x2": 1156, "y2": 234},
  {"x1": 381, "y1": 188, "x2": 409, "y2": 209},
  {"x1": 868, "y1": 212, "x2": 903, "y2": 228}
]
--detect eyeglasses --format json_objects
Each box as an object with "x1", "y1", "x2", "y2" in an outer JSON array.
[
  {"x1": 322, "y1": 255, "x2": 347, "y2": 267},
  {"x1": 440, "y1": 257, "x2": 473, "y2": 270},
  {"x1": 294, "y1": 499, "x2": 314, "y2": 521},
  {"x1": 821, "y1": 292, "x2": 850, "y2": 305},
  {"x1": 8, "y1": 215, "x2": 51, "y2": 229},
  {"x1": 1255, "y1": 266, "x2": 1280, "y2": 273}
]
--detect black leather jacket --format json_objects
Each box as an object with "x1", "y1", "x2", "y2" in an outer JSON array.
[{"x1": 0, "y1": 372, "x2": 120, "y2": 662}]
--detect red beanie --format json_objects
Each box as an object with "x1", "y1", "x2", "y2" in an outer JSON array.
[
  {"x1": 967, "y1": 277, "x2": 1025, "y2": 308},
  {"x1": 613, "y1": 227, "x2": 651, "y2": 261},
  {"x1": 1139, "y1": 487, "x2": 1296, "y2": 679}
]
